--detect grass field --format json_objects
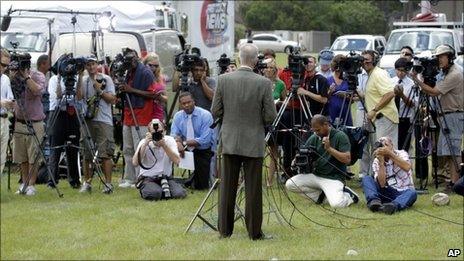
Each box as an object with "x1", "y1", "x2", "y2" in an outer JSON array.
[{"x1": 1, "y1": 53, "x2": 463, "y2": 260}]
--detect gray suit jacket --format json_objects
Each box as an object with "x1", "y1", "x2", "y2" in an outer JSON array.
[{"x1": 211, "y1": 67, "x2": 277, "y2": 158}]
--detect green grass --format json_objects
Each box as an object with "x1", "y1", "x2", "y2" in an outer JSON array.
[
  {"x1": 2, "y1": 52, "x2": 463, "y2": 260},
  {"x1": 1, "y1": 166, "x2": 463, "y2": 260}
]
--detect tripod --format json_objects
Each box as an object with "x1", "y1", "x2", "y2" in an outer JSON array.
[{"x1": 47, "y1": 87, "x2": 111, "y2": 193}]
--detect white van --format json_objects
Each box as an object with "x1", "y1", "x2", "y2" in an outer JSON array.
[
  {"x1": 329, "y1": 34, "x2": 386, "y2": 56},
  {"x1": 379, "y1": 21, "x2": 463, "y2": 76}
]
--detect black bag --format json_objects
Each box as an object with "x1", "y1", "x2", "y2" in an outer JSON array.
[{"x1": 340, "y1": 126, "x2": 368, "y2": 166}]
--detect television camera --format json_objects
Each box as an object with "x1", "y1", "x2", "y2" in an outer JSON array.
[{"x1": 339, "y1": 51, "x2": 364, "y2": 90}]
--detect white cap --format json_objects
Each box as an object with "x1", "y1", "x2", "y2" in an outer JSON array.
[
  {"x1": 431, "y1": 192, "x2": 450, "y2": 206},
  {"x1": 433, "y1": 44, "x2": 455, "y2": 56}
]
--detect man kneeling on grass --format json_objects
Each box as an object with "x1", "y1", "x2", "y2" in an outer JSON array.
[
  {"x1": 133, "y1": 119, "x2": 186, "y2": 201},
  {"x1": 361, "y1": 136, "x2": 417, "y2": 214}
]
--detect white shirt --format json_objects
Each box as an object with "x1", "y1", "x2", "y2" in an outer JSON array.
[
  {"x1": 372, "y1": 149, "x2": 415, "y2": 191},
  {"x1": 136, "y1": 135, "x2": 179, "y2": 178},
  {"x1": 356, "y1": 69, "x2": 369, "y2": 110},
  {"x1": 391, "y1": 75, "x2": 417, "y2": 120},
  {"x1": 0, "y1": 74, "x2": 14, "y2": 114},
  {"x1": 48, "y1": 75, "x2": 82, "y2": 111}
]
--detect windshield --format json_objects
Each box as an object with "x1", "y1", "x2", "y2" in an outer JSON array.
[
  {"x1": 386, "y1": 31, "x2": 454, "y2": 53},
  {"x1": 331, "y1": 38, "x2": 369, "y2": 51},
  {"x1": 1, "y1": 33, "x2": 47, "y2": 52}
]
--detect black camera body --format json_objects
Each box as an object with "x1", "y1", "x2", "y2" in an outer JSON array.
[
  {"x1": 217, "y1": 53, "x2": 231, "y2": 75},
  {"x1": 152, "y1": 122, "x2": 164, "y2": 142},
  {"x1": 293, "y1": 145, "x2": 317, "y2": 173},
  {"x1": 175, "y1": 47, "x2": 202, "y2": 73},
  {"x1": 51, "y1": 54, "x2": 87, "y2": 93},
  {"x1": 287, "y1": 47, "x2": 308, "y2": 91},
  {"x1": 9, "y1": 52, "x2": 31, "y2": 71},
  {"x1": 339, "y1": 51, "x2": 364, "y2": 90},
  {"x1": 413, "y1": 56, "x2": 439, "y2": 86}
]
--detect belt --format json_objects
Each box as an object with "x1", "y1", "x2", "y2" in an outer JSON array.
[
  {"x1": 16, "y1": 119, "x2": 42, "y2": 124},
  {"x1": 442, "y1": 111, "x2": 464, "y2": 115}
]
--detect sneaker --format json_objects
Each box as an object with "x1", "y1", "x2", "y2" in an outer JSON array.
[
  {"x1": 25, "y1": 186, "x2": 37, "y2": 196},
  {"x1": 316, "y1": 191, "x2": 326, "y2": 205},
  {"x1": 367, "y1": 199, "x2": 382, "y2": 212},
  {"x1": 380, "y1": 202, "x2": 397, "y2": 215},
  {"x1": 343, "y1": 186, "x2": 359, "y2": 204},
  {"x1": 102, "y1": 183, "x2": 114, "y2": 194},
  {"x1": 118, "y1": 180, "x2": 134, "y2": 188},
  {"x1": 79, "y1": 182, "x2": 92, "y2": 193},
  {"x1": 15, "y1": 183, "x2": 25, "y2": 194}
]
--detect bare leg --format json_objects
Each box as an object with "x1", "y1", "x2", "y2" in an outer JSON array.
[{"x1": 102, "y1": 158, "x2": 113, "y2": 184}]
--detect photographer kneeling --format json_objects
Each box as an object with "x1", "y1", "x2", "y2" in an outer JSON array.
[
  {"x1": 361, "y1": 137, "x2": 417, "y2": 215},
  {"x1": 285, "y1": 115, "x2": 359, "y2": 208},
  {"x1": 132, "y1": 119, "x2": 186, "y2": 201}
]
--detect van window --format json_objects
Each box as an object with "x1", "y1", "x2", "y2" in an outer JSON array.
[
  {"x1": 143, "y1": 31, "x2": 182, "y2": 77},
  {"x1": 331, "y1": 38, "x2": 369, "y2": 51},
  {"x1": 155, "y1": 10, "x2": 165, "y2": 28},
  {"x1": 386, "y1": 31, "x2": 454, "y2": 53},
  {"x1": 1, "y1": 32, "x2": 47, "y2": 52}
]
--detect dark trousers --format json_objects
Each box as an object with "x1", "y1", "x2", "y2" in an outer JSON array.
[
  {"x1": 138, "y1": 177, "x2": 186, "y2": 200},
  {"x1": 453, "y1": 175, "x2": 464, "y2": 196},
  {"x1": 192, "y1": 148, "x2": 213, "y2": 190},
  {"x1": 48, "y1": 110, "x2": 81, "y2": 187},
  {"x1": 219, "y1": 154, "x2": 263, "y2": 239},
  {"x1": 398, "y1": 117, "x2": 412, "y2": 151},
  {"x1": 281, "y1": 109, "x2": 302, "y2": 178}
]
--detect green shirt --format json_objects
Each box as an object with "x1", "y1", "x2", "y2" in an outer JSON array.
[
  {"x1": 272, "y1": 79, "x2": 285, "y2": 100},
  {"x1": 305, "y1": 128, "x2": 351, "y2": 181}
]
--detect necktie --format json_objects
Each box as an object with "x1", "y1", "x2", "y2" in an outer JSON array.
[
  {"x1": 394, "y1": 79, "x2": 402, "y2": 114},
  {"x1": 186, "y1": 114, "x2": 195, "y2": 151}
]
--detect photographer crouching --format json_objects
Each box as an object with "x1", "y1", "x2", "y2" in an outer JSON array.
[
  {"x1": 361, "y1": 137, "x2": 417, "y2": 214},
  {"x1": 285, "y1": 115, "x2": 359, "y2": 208},
  {"x1": 10, "y1": 52, "x2": 46, "y2": 195},
  {"x1": 409, "y1": 44, "x2": 463, "y2": 187},
  {"x1": 133, "y1": 119, "x2": 186, "y2": 201}
]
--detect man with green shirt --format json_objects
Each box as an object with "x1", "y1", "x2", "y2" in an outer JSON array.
[{"x1": 286, "y1": 115, "x2": 359, "y2": 208}]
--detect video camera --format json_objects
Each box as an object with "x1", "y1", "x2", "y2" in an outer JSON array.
[
  {"x1": 293, "y1": 144, "x2": 317, "y2": 174},
  {"x1": 111, "y1": 48, "x2": 138, "y2": 81},
  {"x1": 217, "y1": 53, "x2": 231, "y2": 75},
  {"x1": 287, "y1": 47, "x2": 308, "y2": 91},
  {"x1": 152, "y1": 122, "x2": 164, "y2": 142},
  {"x1": 339, "y1": 51, "x2": 364, "y2": 90},
  {"x1": 412, "y1": 56, "x2": 439, "y2": 86},
  {"x1": 9, "y1": 52, "x2": 31, "y2": 71},
  {"x1": 51, "y1": 53, "x2": 87, "y2": 93},
  {"x1": 175, "y1": 46, "x2": 202, "y2": 73},
  {"x1": 253, "y1": 53, "x2": 268, "y2": 74}
]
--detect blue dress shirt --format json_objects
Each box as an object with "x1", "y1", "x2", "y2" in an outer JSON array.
[{"x1": 170, "y1": 106, "x2": 213, "y2": 150}]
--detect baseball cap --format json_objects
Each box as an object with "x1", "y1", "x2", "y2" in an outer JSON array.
[
  {"x1": 86, "y1": 54, "x2": 98, "y2": 63},
  {"x1": 319, "y1": 49, "x2": 334, "y2": 65},
  {"x1": 433, "y1": 44, "x2": 455, "y2": 56}
]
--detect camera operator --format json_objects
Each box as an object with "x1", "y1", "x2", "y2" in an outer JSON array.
[
  {"x1": 143, "y1": 53, "x2": 168, "y2": 121},
  {"x1": 132, "y1": 119, "x2": 186, "y2": 201},
  {"x1": 36, "y1": 55, "x2": 51, "y2": 118},
  {"x1": 10, "y1": 53, "x2": 46, "y2": 195},
  {"x1": 226, "y1": 59, "x2": 237, "y2": 73},
  {"x1": 170, "y1": 92, "x2": 213, "y2": 190},
  {"x1": 47, "y1": 57, "x2": 84, "y2": 189},
  {"x1": 285, "y1": 115, "x2": 359, "y2": 208},
  {"x1": 327, "y1": 54, "x2": 353, "y2": 126},
  {"x1": 317, "y1": 49, "x2": 334, "y2": 79},
  {"x1": 118, "y1": 48, "x2": 157, "y2": 188},
  {"x1": 297, "y1": 55, "x2": 329, "y2": 116},
  {"x1": 400, "y1": 46, "x2": 414, "y2": 62},
  {"x1": 361, "y1": 136, "x2": 417, "y2": 214},
  {"x1": 173, "y1": 59, "x2": 216, "y2": 111},
  {"x1": 392, "y1": 58, "x2": 417, "y2": 151},
  {"x1": 77, "y1": 55, "x2": 117, "y2": 194},
  {"x1": 409, "y1": 44, "x2": 464, "y2": 185},
  {"x1": 0, "y1": 48, "x2": 15, "y2": 175}
]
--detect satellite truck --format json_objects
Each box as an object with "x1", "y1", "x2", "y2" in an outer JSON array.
[{"x1": 379, "y1": 0, "x2": 463, "y2": 75}]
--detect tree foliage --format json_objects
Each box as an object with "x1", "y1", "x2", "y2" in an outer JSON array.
[{"x1": 240, "y1": 0, "x2": 403, "y2": 38}]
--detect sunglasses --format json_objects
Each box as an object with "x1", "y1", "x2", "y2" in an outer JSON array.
[
  {"x1": 401, "y1": 52, "x2": 412, "y2": 57},
  {"x1": 148, "y1": 64, "x2": 159, "y2": 68}
]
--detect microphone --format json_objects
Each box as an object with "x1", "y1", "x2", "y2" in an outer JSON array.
[{"x1": 1, "y1": 7, "x2": 12, "y2": 32}]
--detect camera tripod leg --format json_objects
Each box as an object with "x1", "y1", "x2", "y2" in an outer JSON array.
[{"x1": 185, "y1": 178, "x2": 220, "y2": 234}]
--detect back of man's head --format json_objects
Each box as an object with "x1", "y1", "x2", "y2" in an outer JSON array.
[
  {"x1": 239, "y1": 43, "x2": 258, "y2": 67},
  {"x1": 37, "y1": 54, "x2": 49, "y2": 70}
]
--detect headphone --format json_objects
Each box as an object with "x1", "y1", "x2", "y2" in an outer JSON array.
[{"x1": 372, "y1": 50, "x2": 380, "y2": 66}]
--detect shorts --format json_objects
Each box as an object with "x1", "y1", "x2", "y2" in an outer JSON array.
[
  {"x1": 437, "y1": 112, "x2": 464, "y2": 156},
  {"x1": 13, "y1": 121, "x2": 45, "y2": 164},
  {"x1": 81, "y1": 121, "x2": 115, "y2": 160}
]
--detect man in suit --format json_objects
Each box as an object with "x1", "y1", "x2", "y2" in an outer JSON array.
[{"x1": 211, "y1": 43, "x2": 277, "y2": 240}]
